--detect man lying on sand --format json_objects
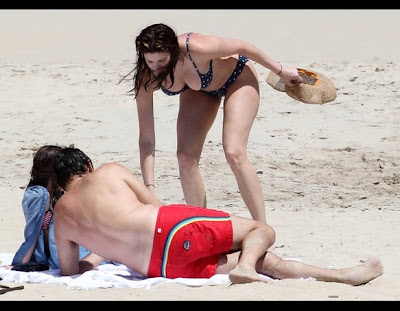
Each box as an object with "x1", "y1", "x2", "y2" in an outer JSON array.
[{"x1": 53, "y1": 146, "x2": 383, "y2": 285}]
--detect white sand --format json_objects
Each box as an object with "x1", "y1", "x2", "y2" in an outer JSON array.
[{"x1": 0, "y1": 9, "x2": 399, "y2": 300}]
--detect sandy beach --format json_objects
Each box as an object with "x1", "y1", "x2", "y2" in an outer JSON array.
[{"x1": 0, "y1": 9, "x2": 399, "y2": 300}]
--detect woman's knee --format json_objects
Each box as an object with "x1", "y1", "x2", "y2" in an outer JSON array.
[
  {"x1": 176, "y1": 149, "x2": 198, "y2": 170},
  {"x1": 223, "y1": 145, "x2": 247, "y2": 168}
]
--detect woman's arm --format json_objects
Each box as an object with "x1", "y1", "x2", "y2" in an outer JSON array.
[
  {"x1": 136, "y1": 87, "x2": 157, "y2": 194},
  {"x1": 188, "y1": 33, "x2": 303, "y2": 86}
]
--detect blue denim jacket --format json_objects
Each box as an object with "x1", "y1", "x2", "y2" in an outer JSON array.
[{"x1": 11, "y1": 186, "x2": 92, "y2": 268}]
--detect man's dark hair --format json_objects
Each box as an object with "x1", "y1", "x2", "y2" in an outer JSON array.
[{"x1": 54, "y1": 147, "x2": 92, "y2": 189}]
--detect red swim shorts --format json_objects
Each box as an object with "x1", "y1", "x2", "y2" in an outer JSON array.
[{"x1": 147, "y1": 204, "x2": 233, "y2": 279}]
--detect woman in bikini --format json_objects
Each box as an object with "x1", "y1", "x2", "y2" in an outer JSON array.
[{"x1": 123, "y1": 23, "x2": 303, "y2": 223}]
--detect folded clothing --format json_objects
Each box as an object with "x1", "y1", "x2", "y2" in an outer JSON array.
[{"x1": 11, "y1": 262, "x2": 49, "y2": 272}]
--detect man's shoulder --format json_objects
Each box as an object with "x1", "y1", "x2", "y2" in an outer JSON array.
[
  {"x1": 93, "y1": 162, "x2": 133, "y2": 182},
  {"x1": 97, "y1": 162, "x2": 125, "y2": 171}
]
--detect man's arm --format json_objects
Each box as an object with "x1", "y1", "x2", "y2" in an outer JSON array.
[
  {"x1": 57, "y1": 238, "x2": 80, "y2": 276},
  {"x1": 78, "y1": 252, "x2": 105, "y2": 274},
  {"x1": 107, "y1": 163, "x2": 163, "y2": 206},
  {"x1": 54, "y1": 212, "x2": 80, "y2": 276},
  {"x1": 126, "y1": 167, "x2": 163, "y2": 205},
  {"x1": 55, "y1": 218, "x2": 104, "y2": 275}
]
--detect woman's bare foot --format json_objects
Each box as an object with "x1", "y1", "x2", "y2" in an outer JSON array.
[
  {"x1": 229, "y1": 265, "x2": 269, "y2": 284},
  {"x1": 339, "y1": 257, "x2": 384, "y2": 286}
]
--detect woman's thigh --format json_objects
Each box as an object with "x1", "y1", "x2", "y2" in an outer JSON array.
[
  {"x1": 222, "y1": 64, "x2": 260, "y2": 149},
  {"x1": 177, "y1": 89, "x2": 221, "y2": 156}
]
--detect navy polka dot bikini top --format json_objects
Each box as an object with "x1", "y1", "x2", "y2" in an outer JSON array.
[{"x1": 161, "y1": 32, "x2": 213, "y2": 96}]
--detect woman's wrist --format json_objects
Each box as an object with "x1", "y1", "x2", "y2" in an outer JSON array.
[{"x1": 276, "y1": 62, "x2": 283, "y2": 76}]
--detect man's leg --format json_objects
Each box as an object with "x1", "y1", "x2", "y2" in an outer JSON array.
[
  {"x1": 255, "y1": 252, "x2": 383, "y2": 286},
  {"x1": 216, "y1": 215, "x2": 383, "y2": 285},
  {"x1": 220, "y1": 215, "x2": 276, "y2": 284},
  {"x1": 217, "y1": 248, "x2": 383, "y2": 285}
]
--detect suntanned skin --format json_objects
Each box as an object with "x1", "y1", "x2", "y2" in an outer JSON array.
[{"x1": 54, "y1": 162, "x2": 383, "y2": 285}]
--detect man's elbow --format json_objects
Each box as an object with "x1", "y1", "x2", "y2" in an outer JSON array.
[
  {"x1": 60, "y1": 270, "x2": 72, "y2": 276},
  {"x1": 60, "y1": 267, "x2": 79, "y2": 276},
  {"x1": 78, "y1": 260, "x2": 98, "y2": 274}
]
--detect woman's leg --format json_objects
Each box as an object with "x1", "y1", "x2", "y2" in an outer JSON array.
[
  {"x1": 177, "y1": 89, "x2": 221, "y2": 207},
  {"x1": 222, "y1": 62, "x2": 266, "y2": 222}
]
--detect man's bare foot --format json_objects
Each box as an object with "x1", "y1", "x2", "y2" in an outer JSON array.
[
  {"x1": 229, "y1": 265, "x2": 269, "y2": 284},
  {"x1": 340, "y1": 257, "x2": 384, "y2": 286}
]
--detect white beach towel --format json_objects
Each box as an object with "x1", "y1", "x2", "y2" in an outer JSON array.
[{"x1": 0, "y1": 253, "x2": 283, "y2": 290}]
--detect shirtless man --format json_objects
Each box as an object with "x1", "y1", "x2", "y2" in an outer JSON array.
[{"x1": 53, "y1": 147, "x2": 383, "y2": 285}]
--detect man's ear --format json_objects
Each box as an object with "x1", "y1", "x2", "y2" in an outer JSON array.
[{"x1": 88, "y1": 161, "x2": 94, "y2": 172}]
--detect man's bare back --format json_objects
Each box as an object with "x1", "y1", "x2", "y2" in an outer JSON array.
[{"x1": 54, "y1": 162, "x2": 162, "y2": 276}]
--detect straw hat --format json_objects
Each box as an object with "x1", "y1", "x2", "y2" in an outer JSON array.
[{"x1": 266, "y1": 68, "x2": 337, "y2": 105}]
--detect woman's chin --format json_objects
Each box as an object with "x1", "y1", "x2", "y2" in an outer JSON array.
[{"x1": 152, "y1": 68, "x2": 165, "y2": 75}]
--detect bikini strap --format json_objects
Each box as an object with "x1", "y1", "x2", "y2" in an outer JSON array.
[{"x1": 185, "y1": 32, "x2": 201, "y2": 74}]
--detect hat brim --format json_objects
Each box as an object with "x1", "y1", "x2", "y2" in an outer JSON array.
[{"x1": 266, "y1": 68, "x2": 337, "y2": 105}]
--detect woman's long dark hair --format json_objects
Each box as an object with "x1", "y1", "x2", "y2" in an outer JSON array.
[
  {"x1": 28, "y1": 145, "x2": 63, "y2": 204},
  {"x1": 119, "y1": 23, "x2": 183, "y2": 98}
]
